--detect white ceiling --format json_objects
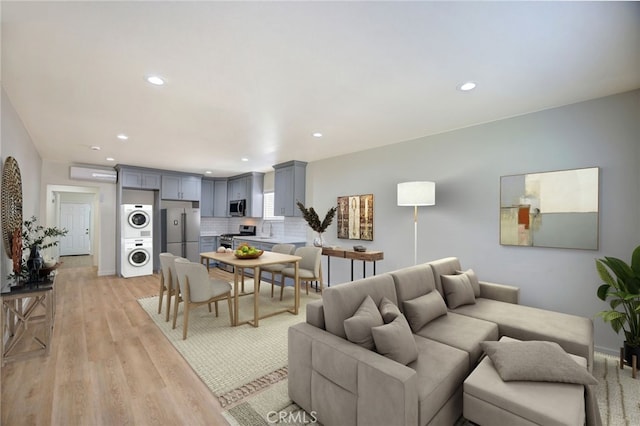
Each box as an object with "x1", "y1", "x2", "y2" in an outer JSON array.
[{"x1": 2, "y1": 1, "x2": 639, "y2": 177}]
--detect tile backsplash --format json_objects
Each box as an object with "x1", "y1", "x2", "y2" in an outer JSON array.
[{"x1": 200, "y1": 217, "x2": 307, "y2": 241}]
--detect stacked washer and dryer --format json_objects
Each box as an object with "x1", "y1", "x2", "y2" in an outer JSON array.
[{"x1": 121, "y1": 204, "x2": 154, "y2": 278}]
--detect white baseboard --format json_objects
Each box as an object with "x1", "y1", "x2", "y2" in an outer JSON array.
[
  {"x1": 595, "y1": 344, "x2": 620, "y2": 357},
  {"x1": 98, "y1": 269, "x2": 116, "y2": 276}
]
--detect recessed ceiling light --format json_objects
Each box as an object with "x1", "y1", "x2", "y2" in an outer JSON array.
[
  {"x1": 145, "y1": 75, "x2": 165, "y2": 86},
  {"x1": 117, "y1": 133, "x2": 129, "y2": 140},
  {"x1": 90, "y1": 145, "x2": 101, "y2": 151},
  {"x1": 458, "y1": 81, "x2": 477, "y2": 92},
  {"x1": 205, "y1": 170, "x2": 212, "y2": 174},
  {"x1": 312, "y1": 132, "x2": 323, "y2": 138},
  {"x1": 106, "y1": 157, "x2": 115, "y2": 162},
  {"x1": 241, "y1": 157, "x2": 249, "y2": 162}
]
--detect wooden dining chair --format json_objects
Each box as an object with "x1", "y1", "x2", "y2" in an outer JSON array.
[
  {"x1": 158, "y1": 252, "x2": 178, "y2": 322},
  {"x1": 280, "y1": 246, "x2": 323, "y2": 300},
  {"x1": 173, "y1": 258, "x2": 233, "y2": 339},
  {"x1": 258, "y1": 244, "x2": 296, "y2": 297}
]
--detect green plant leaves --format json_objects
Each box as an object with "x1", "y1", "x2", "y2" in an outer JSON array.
[
  {"x1": 596, "y1": 246, "x2": 640, "y2": 348},
  {"x1": 296, "y1": 201, "x2": 336, "y2": 234}
]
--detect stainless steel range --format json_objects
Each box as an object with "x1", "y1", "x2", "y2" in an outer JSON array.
[{"x1": 218, "y1": 225, "x2": 256, "y2": 272}]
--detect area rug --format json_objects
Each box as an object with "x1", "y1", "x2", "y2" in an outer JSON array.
[
  {"x1": 223, "y1": 352, "x2": 640, "y2": 426},
  {"x1": 137, "y1": 279, "x2": 320, "y2": 407}
]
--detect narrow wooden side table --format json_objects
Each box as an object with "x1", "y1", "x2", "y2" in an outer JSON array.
[
  {"x1": 322, "y1": 247, "x2": 384, "y2": 286},
  {"x1": 1, "y1": 276, "x2": 55, "y2": 365}
]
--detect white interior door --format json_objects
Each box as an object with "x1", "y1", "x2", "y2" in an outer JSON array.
[{"x1": 59, "y1": 202, "x2": 91, "y2": 255}]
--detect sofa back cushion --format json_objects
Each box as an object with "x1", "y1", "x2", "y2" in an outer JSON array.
[
  {"x1": 428, "y1": 257, "x2": 462, "y2": 298},
  {"x1": 441, "y1": 273, "x2": 476, "y2": 309},
  {"x1": 343, "y1": 295, "x2": 384, "y2": 350},
  {"x1": 322, "y1": 274, "x2": 398, "y2": 339},
  {"x1": 403, "y1": 291, "x2": 448, "y2": 332},
  {"x1": 389, "y1": 263, "x2": 436, "y2": 312}
]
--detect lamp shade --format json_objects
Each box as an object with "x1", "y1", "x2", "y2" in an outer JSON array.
[{"x1": 397, "y1": 181, "x2": 435, "y2": 206}]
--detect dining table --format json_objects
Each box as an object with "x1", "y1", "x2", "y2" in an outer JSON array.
[{"x1": 200, "y1": 251, "x2": 302, "y2": 327}]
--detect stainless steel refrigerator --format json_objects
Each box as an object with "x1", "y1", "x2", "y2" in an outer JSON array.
[{"x1": 161, "y1": 208, "x2": 200, "y2": 262}]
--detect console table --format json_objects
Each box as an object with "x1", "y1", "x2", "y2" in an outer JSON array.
[
  {"x1": 322, "y1": 247, "x2": 384, "y2": 286},
  {"x1": 1, "y1": 276, "x2": 56, "y2": 365}
]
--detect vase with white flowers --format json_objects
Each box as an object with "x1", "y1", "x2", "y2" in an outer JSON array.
[{"x1": 8, "y1": 216, "x2": 68, "y2": 284}]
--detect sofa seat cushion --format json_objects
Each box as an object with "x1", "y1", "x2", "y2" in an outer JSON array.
[
  {"x1": 464, "y1": 350, "x2": 586, "y2": 426},
  {"x1": 452, "y1": 298, "x2": 594, "y2": 370},
  {"x1": 410, "y1": 335, "x2": 468, "y2": 425},
  {"x1": 415, "y1": 312, "x2": 499, "y2": 370}
]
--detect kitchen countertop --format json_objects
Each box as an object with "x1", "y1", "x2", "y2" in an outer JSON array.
[
  {"x1": 233, "y1": 235, "x2": 306, "y2": 245},
  {"x1": 200, "y1": 232, "x2": 221, "y2": 237}
]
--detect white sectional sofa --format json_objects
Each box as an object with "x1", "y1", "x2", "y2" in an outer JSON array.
[{"x1": 288, "y1": 257, "x2": 594, "y2": 426}]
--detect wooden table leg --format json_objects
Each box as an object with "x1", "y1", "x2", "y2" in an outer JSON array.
[
  {"x1": 294, "y1": 261, "x2": 300, "y2": 315},
  {"x1": 253, "y1": 266, "x2": 260, "y2": 327},
  {"x1": 233, "y1": 269, "x2": 240, "y2": 326}
]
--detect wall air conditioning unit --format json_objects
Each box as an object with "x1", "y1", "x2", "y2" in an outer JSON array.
[{"x1": 69, "y1": 166, "x2": 117, "y2": 183}]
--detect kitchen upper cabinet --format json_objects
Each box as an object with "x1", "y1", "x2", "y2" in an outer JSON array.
[
  {"x1": 201, "y1": 179, "x2": 215, "y2": 216},
  {"x1": 227, "y1": 176, "x2": 249, "y2": 201},
  {"x1": 119, "y1": 168, "x2": 161, "y2": 190},
  {"x1": 161, "y1": 174, "x2": 201, "y2": 201},
  {"x1": 273, "y1": 161, "x2": 307, "y2": 217},
  {"x1": 213, "y1": 179, "x2": 228, "y2": 217},
  {"x1": 201, "y1": 178, "x2": 228, "y2": 217},
  {"x1": 227, "y1": 172, "x2": 264, "y2": 217}
]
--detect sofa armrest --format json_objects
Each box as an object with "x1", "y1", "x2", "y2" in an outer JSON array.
[
  {"x1": 306, "y1": 299, "x2": 325, "y2": 329},
  {"x1": 479, "y1": 281, "x2": 520, "y2": 304},
  {"x1": 288, "y1": 322, "x2": 418, "y2": 426}
]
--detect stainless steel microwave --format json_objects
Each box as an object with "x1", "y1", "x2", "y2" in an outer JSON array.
[{"x1": 229, "y1": 199, "x2": 246, "y2": 217}]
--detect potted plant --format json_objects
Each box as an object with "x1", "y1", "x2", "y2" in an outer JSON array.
[
  {"x1": 596, "y1": 245, "x2": 640, "y2": 366},
  {"x1": 9, "y1": 216, "x2": 68, "y2": 283},
  {"x1": 296, "y1": 201, "x2": 337, "y2": 247}
]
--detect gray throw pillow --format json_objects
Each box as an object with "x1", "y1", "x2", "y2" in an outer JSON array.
[
  {"x1": 402, "y1": 291, "x2": 448, "y2": 333},
  {"x1": 371, "y1": 314, "x2": 418, "y2": 365},
  {"x1": 441, "y1": 273, "x2": 476, "y2": 309},
  {"x1": 344, "y1": 295, "x2": 384, "y2": 350},
  {"x1": 456, "y1": 268, "x2": 481, "y2": 297},
  {"x1": 378, "y1": 297, "x2": 401, "y2": 323},
  {"x1": 480, "y1": 340, "x2": 598, "y2": 385}
]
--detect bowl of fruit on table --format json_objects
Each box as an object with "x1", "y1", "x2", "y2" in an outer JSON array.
[{"x1": 234, "y1": 243, "x2": 264, "y2": 259}]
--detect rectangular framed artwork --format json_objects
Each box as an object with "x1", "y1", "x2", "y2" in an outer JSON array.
[
  {"x1": 499, "y1": 167, "x2": 599, "y2": 250},
  {"x1": 337, "y1": 194, "x2": 374, "y2": 241}
]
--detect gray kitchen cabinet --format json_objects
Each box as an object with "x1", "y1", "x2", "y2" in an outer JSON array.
[
  {"x1": 227, "y1": 172, "x2": 264, "y2": 217},
  {"x1": 202, "y1": 178, "x2": 227, "y2": 217},
  {"x1": 273, "y1": 160, "x2": 307, "y2": 217},
  {"x1": 200, "y1": 236, "x2": 218, "y2": 267},
  {"x1": 201, "y1": 179, "x2": 215, "y2": 217},
  {"x1": 161, "y1": 174, "x2": 201, "y2": 201},
  {"x1": 213, "y1": 179, "x2": 228, "y2": 217},
  {"x1": 119, "y1": 168, "x2": 161, "y2": 190},
  {"x1": 227, "y1": 176, "x2": 249, "y2": 201}
]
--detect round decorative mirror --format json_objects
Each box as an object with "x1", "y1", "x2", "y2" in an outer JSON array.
[{"x1": 2, "y1": 156, "x2": 23, "y2": 266}]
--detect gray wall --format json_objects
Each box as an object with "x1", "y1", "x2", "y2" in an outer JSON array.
[
  {"x1": 1, "y1": 88, "x2": 43, "y2": 289},
  {"x1": 305, "y1": 90, "x2": 640, "y2": 354}
]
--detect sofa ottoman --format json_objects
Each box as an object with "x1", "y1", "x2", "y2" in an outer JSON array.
[{"x1": 463, "y1": 337, "x2": 588, "y2": 426}]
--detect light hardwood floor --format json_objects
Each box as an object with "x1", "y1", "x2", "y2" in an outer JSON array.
[{"x1": 1, "y1": 264, "x2": 231, "y2": 425}]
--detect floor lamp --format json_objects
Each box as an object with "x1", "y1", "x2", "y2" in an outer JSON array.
[{"x1": 397, "y1": 181, "x2": 436, "y2": 265}]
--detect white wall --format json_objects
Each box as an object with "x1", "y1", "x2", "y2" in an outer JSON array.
[
  {"x1": 305, "y1": 90, "x2": 640, "y2": 355},
  {"x1": 40, "y1": 161, "x2": 117, "y2": 276}
]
